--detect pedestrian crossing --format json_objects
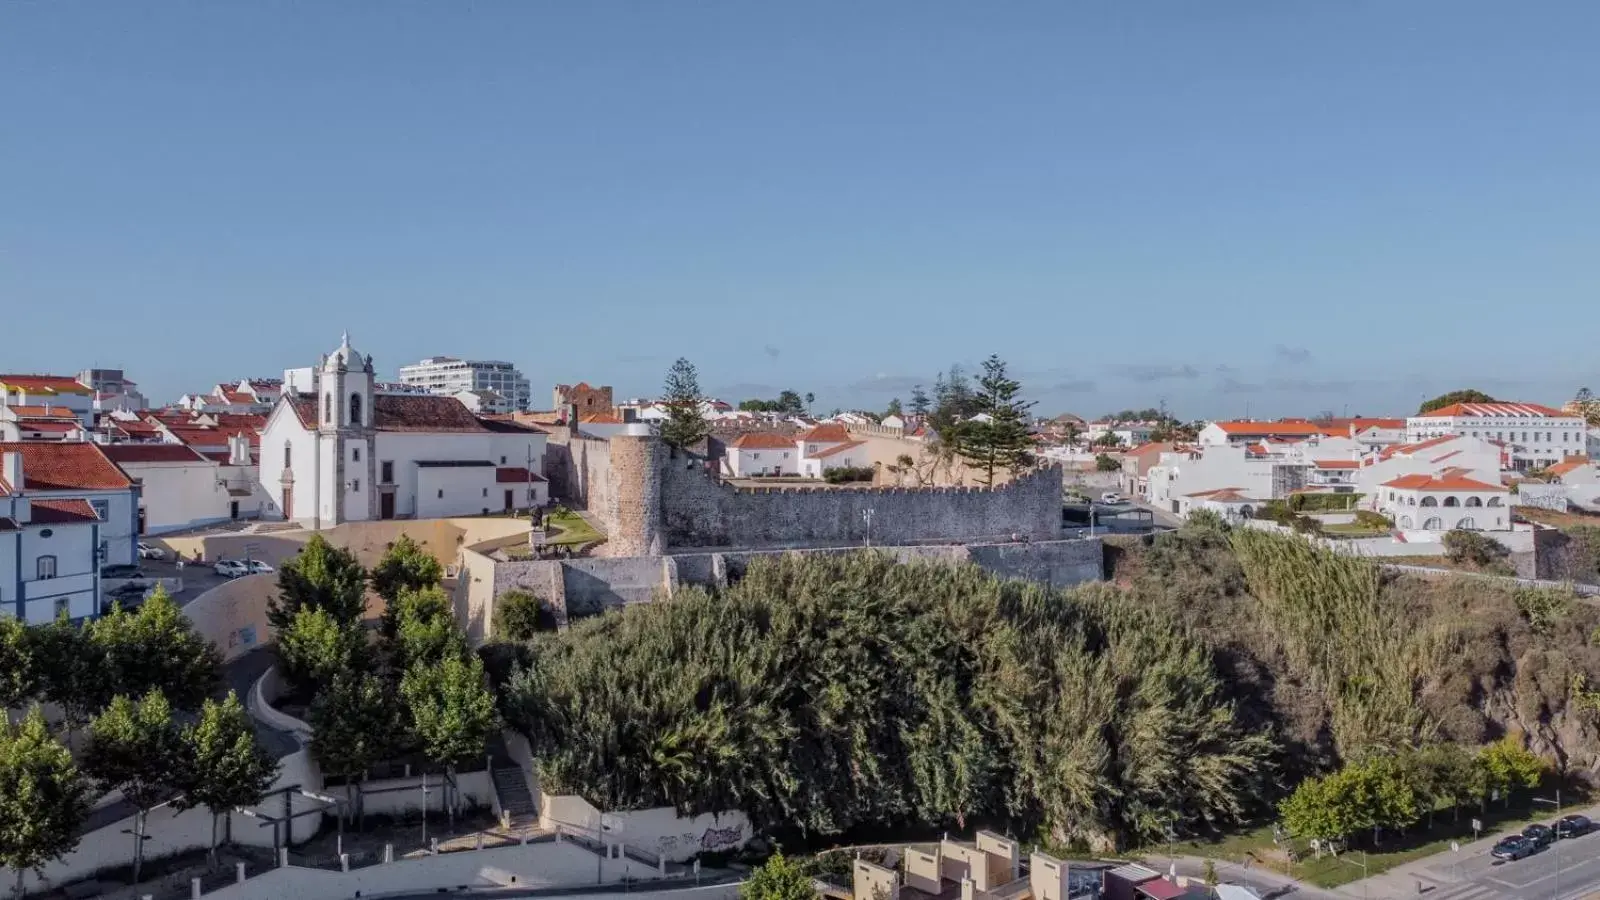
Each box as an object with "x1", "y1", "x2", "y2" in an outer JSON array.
[{"x1": 1425, "y1": 883, "x2": 1510, "y2": 900}]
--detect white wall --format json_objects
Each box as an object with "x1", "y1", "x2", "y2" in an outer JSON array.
[
  {"x1": 729, "y1": 446, "x2": 797, "y2": 477},
  {"x1": 1405, "y1": 413, "x2": 1587, "y2": 469},
  {"x1": 17, "y1": 520, "x2": 98, "y2": 622},
  {"x1": 259, "y1": 403, "x2": 317, "y2": 526},
  {"x1": 799, "y1": 445, "x2": 871, "y2": 479},
  {"x1": 124, "y1": 460, "x2": 234, "y2": 533},
  {"x1": 416, "y1": 465, "x2": 499, "y2": 519},
  {"x1": 1380, "y1": 488, "x2": 1511, "y2": 531},
  {"x1": 538, "y1": 794, "x2": 751, "y2": 864}
]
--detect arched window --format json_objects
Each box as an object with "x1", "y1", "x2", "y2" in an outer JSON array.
[
  {"x1": 1458, "y1": 517, "x2": 1478, "y2": 531},
  {"x1": 284, "y1": 442, "x2": 292, "y2": 469},
  {"x1": 323, "y1": 393, "x2": 332, "y2": 423},
  {"x1": 1423, "y1": 516, "x2": 1444, "y2": 530},
  {"x1": 1487, "y1": 497, "x2": 1503, "y2": 507},
  {"x1": 349, "y1": 393, "x2": 362, "y2": 426},
  {"x1": 1421, "y1": 496, "x2": 1438, "y2": 507},
  {"x1": 1400, "y1": 515, "x2": 1413, "y2": 529},
  {"x1": 1465, "y1": 496, "x2": 1483, "y2": 507},
  {"x1": 1443, "y1": 496, "x2": 1460, "y2": 507}
]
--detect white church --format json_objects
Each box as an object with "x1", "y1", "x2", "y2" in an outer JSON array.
[{"x1": 259, "y1": 334, "x2": 548, "y2": 527}]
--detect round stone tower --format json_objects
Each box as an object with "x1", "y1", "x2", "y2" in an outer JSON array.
[{"x1": 608, "y1": 433, "x2": 664, "y2": 557}]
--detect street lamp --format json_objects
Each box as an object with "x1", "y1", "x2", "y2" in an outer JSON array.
[{"x1": 1535, "y1": 789, "x2": 1561, "y2": 900}]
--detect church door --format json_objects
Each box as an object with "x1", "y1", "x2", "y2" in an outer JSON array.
[
  {"x1": 504, "y1": 489, "x2": 514, "y2": 512},
  {"x1": 380, "y1": 493, "x2": 395, "y2": 520}
]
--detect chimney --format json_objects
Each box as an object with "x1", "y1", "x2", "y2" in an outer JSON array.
[
  {"x1": 1, "y1": 451, "x2": 23, "y2": 492},
  {"x1": 229, "y1": 433, "x2": 250, "y2": 466}
]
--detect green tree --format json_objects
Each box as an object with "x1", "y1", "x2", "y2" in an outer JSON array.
[
  {"x1": 1417, "y1": 390, "x2": 1496, "y2": 415},
  {"x1": 0, "y1": 615, "x2": 36, "y2": 711},
  {"x1": 776, "y1": 390, "x2": 805, "y2": 415},
  {"x1": 804, "y1": 392, "x2": 815, "y2": 414},
  {"x1": 397, "y1": 606, "x2": 468, "y2": 670},
  {"x1": 83, "y1": 692, "x2": 185, "y2": 883},
  {"x1": 0, "y1": 708, "x2": 92, "y2": 899},
  {"x1": 909, "y1": 385, "x2": 931, "y2": 418},
  {"x1": 174, "y1": 692, "x2": 278, "y2": 867},
  {"x1": 1201, "y1": 859, "x2": 1218, "y2": 897},
  {"x1": 1443, "y1": 530, "x2": 1510, "y2": 570},
  {"x1": 370, "y1": 534, "x2": 443, "y2": 627},
  {"x1": 268, "y1": 534, "x2": 368, "y2": 630},
  {"x1": 884, "y1": 398, "x2": 904, "y2": 420},
  {"x1": 741, "y1": 852, "x2": 816, "y2": 900},
  {"x1": 660, "y1": 357, "x2": 710, "y2": 450},
  {"x1": 1476, "y1": 735, "x2": 1544, "y2": 807},
  {"x1": 309, "y1": 673, "x2": 405, "y2": 823},
  {"x1": 277, "y1": 605, "x2": 368, "y2": 700},
  {"x1": 90, "y1": 587, "x2": 221, "y2": 710},
  {"x1": 952, "y1": 355, "x2": 1036, "y2": 485},
  {"x1": 403, "y1": 654, "x2": 498, "y2": 767},
  {"x1": 29, "y1": 613, "x2": 104, "y2": 741},
  {"x1": 1095, "y1": 453, "x2": 1121, "y2": 472},
  {"x1": 494, "y1": 589, "x2": 553, "y2": 642}
]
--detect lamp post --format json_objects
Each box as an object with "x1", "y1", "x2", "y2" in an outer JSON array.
[
  {"x1": 861, "y1": 507, "x2": 874, "y2": 547},
  {"x1": 1535, "y1": 789, "x2": 1561, "y2": 900}
]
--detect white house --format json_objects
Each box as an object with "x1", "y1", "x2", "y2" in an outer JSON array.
[
  {"x1": 1180, "y1": 487, "x2": 1261, "y2": 522},
  {"x1": 259, "y1": 334, "x2": 549, "y2": 527},
  {"x1": 1318, "y1": 417, "x2": 1407, "y2": 450},
  {"x1": 1, "y1": 451, "x2": 103, "y2": 623},
  {"x1": 453, "y1": 389, "x2": 514, "y2": 416},
  {"x1": 99, "y1": 443, "x2": 263, "y2": 534},
  {"x1": 1376, "y1": 471, "x2": 1511, "y2": 532},
  {"x1": 1406, "y1": 402, "x2": 1586, "y2": 471},
  {"x1": 1197, "y1": 420, "x2": 1327, "y2": 447},
  {"x1": 1547, "y1": 456, "x2": 1598, "y2": 486},
  {"x1": 1147, "y1": 436, "x2": 1364, "y2": 514},
  {"x1": 1354, "y1": 434, "x2": 1506, "y2": 502},
  {"x1": 726, "y1": 432, "x2": 798, "y2": 477},
  {"x1": 0, "y1": 374, "x2": 96, "y2": 427},
  {"x1": 0, "y1": 440, "x2": 139, "y2": 573},
  {"x1": 796, "y1": 423, "x2": 870, "y2": 479},
  {"x1": 1085, "y1": 421, "x2": 1156, "y2": 447}
]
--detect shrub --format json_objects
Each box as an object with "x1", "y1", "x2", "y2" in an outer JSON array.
[
  {"x1": 495, "y1": 590, "x2": 557, "y2": 642},
  {"x1": 823, "y1": 466, "x2": 875, "y2": 484},
  {"x1": 1095, "y1": 453, "x2": 1121, "y2": 472},
  {"x1": 1443, "y1": 529, "x2": 1510, "y2": 568},
  {"x1": 1352, "y1": 510, "x2": 1393, "y2": 531}
]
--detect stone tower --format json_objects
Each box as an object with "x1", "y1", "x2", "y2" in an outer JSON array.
[{"x1": 608, "y1": 432, "x2": 664, "y2": 556}]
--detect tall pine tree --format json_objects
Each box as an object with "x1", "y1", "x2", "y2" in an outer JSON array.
[
  {"x1": 953, "y1": 355, "x2": 1036, "y2": 486},
  {"x1": 660, "y1": 357, "x2": 710, "y2": 450}
]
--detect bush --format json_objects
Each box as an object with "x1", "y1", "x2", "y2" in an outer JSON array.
[
  {"x1": 1095, "y1": 453, "x2": 1121, "y2": 472},
  {"x1": 823, "y1": 466, "x2": 875, "y2": 484},
  {"x1": 1352, "y1": 510, "x2": 1394, "y2": 531},
  {"x1": 495, "y1": 590, "x2": 557, "y2": 641},
  {"x1": 1443, "y1": 529, "x2": 1510, "y2": 568}
]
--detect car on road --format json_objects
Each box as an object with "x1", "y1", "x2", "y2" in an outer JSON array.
[
  {"x1": 244, "y1": 560, "x2": 274, "y2": 575},
  {"x1": 213, "y1": 559, "x2": 250, "y2": 578},
  {"x1": 1491, "y1": 836, "x2": 1536, "y2": 861},
  {"x1": 1557, "y1": 814, "x2": 1593, "y2": 838},
  {"x1": 1100, "y1": 492, "x2": 1123, "y2": 503},
  {"x1": 137, "y1": 542, "x2": 167, "y2": 560},
  {"x1": 1522, "y1": 823, "x2": 1556, "y2": 848}
]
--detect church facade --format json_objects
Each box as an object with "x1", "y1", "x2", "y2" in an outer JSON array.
[{"x1": 259, "y1": 335, "x2": 548, "y2": 528}]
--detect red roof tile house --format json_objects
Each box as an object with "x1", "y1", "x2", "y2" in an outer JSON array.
[
  {"x1": 1406, "y1": 402, "x2": 1587, "y2": 472},
  {"x1": 725, "y1": 431, "x2": 801, "y2": 477},
  {"x1": 1, "y1": 442, "x2": 140, "y2": 620},
  {"x1": 259, "y1": 335, "x2": 549, "y2": 527},
  {"x1": 1375, "y1": 470, "x2": 1510, "y2": 533},
  {"x1": 796, "y1": 423, "x2": 870, "y2": 479},
  {"x1": 100, "y1": 443, "x2": 262, "y2": 535},
  {"x1": 0, "y1": 374, "x2": 96, "y2": 429}
]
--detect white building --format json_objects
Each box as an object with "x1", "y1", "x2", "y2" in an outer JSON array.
[
  {"x1": 796, "y1": 423, "x2": 870, "y2": 479},
  {"x1": 398, "y1": 356, "x2": 532, "y2": 411},
  {"x1": 725, "y1": 432, "x2": 799, "y2": 477},
  {"x1": 1376, "y1": 471, "x2": 1511, "y2": 532},
  {"x1": 1197, "y1": 420, "x2": 1328, "y2": 447},
  {"x1": 1405, "y1": 402, "x2": 1586, "y2": 471},
  {"x1": 260, "y1": 335, "x2": 549, "y2": 527},
  {"x1": 0, "y1": 374, "x2": 96, "y2": 427},
  {"x1": 1147, "y1": 436, "x2": 1364, "y2": 515},
  {"x1": 454, "y1": 389, "x2": 514, "y2": 416},
  {"x1": 1, "y1": 451, "x2": 103, "y2": 623},
  {"x1": 1318, "y1": 417, "x2": 1407, "y2": 450},
  {"x1": 0, "y1": 441, "x2": 139, "y2": 573},
  {"x1": 1354, "y1": 434, "x2": 1506, "y2": 501},
  {"x1": 101, "y1": 443, "x2": 264, "y2": 534},
  {"x1": 1085, "y1": 421, "x2": 1156, "y2": 447}
]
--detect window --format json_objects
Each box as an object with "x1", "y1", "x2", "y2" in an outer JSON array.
[
  {"x1": 324, "y1": 393, "x2": 332, "y2": 423},
  {"x1": 352, "y1": 446, "x2": 361, "y2": 463},
  {"x1": 1399, "y1": 516, "x2": 1412, "y2": 528},
  {"x1": 482, "y1": 487, "x2": 488, "y2": 497},
  {"x1": 1465, "y1": 496, "x2": 1483, "y2": 507},
  {"x1": 37, "y1": 556, "x2": 57, "y2": 579},
  {"x1": 500, "y1": 456, "x2": 507, "y2": 465},
  {"x1": 381, "y1": 461, "x2": 394, "y2": 483},
  {"x1": 1443, "y1": 496, "x2": 1459, "y2": 507},
  {"x1": 437, "y1": 489, "x2": 444, "y2": 499},
  {"x1": 1423, "y1": 517, "x2": 1444, "y2": 530},
  {"x1": 54, "y1": 597, "x2": 69, "y2": 619},
  {"x1": 1421, "y1": 496, "x2": 1438, "y2": 507},
  {"x1": 349, "y1": 393, "x2": 363, "y2": 426},
  {"x1": 351, "y1": 479, "x2": 361, "y2": 492},
  {"x1": 90, "y1": 499, "x2": 108, "y2": 521},
  {"x1": 1487, "y1": 497, "x2": 1503, "y2": 507},
  {"x1": 284, "y1": 443, "x2": 292, "y2": 468}
]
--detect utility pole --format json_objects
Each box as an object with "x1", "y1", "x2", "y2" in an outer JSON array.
[{"x1": 1536, "y1": 789, "x2": 1561, "y2": 900}]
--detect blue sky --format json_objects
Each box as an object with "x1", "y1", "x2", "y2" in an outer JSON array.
[{"x1": 4, "y1": 2, "x2": 1598, "y2": 419}]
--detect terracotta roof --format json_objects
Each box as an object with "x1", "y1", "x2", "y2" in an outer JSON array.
[
  {"x1": 1547, "y1": 457, "x2": 1592, "y2": 477},
  {"x1": 477, "y1": 416, "x2": 546, "y2": 434},
  {"x1": 286, "y1": 393, "x2": 490, "y2": 433},
  {"x1": 216, "y1": 389, "x2": 253, "y2": 405},
  {"x1": 102, "y1": 444, "x2": 210, "y2": 464},
  {"x1": 1381, "y1": 473, "x2": 1506, "y2": 492},
  {"x1": 0, "y1": 375, "x2": 92, "y2": 395},
  {"x1": 733, "y1": 432, "x2": 798, "y2": 450},
  {"x1": 580, "y1": 413, "x2": 624, "y2": 425},
  {"x1": 28, "y1": 498, "x2": 100, "y2": 524},
  {"x1": 1377, "y1": 434, "x2": 1460, "y2": 460},
  {"x1": 0, "y1": 442, "x2": 133, "y2": 491},
  {"x1": 5, "y1": 406, "x2": 79, "y2": 420},
  {"x1": 1312, "y1": 459, "x2": 1360, "y2": 469},
  {"x1": 1210, "y1": 421, "x2": 1327, "y2": 436},
  {"x1": 495, "y1": 466, "x2": 547, "y2": 483},
  {"x1": 1187, "y1": 486, "x2": 1250, "y2": 499},
  {"x1": 810, "y1": 440, "x2": 865, "y2": 459},
  {"x1": 1415, "y1": 402, "x2": 1571, "y2": 419},
  {"x1": 1316, "y1": 417, "x2": 1405, "y2": 434},
  {"x1": 799, "y1": 423, "x2": 851, "y2": 443},
  {"x1": 1125, "y1": 441, "x2": 1176, "y2": 458},
  {"x1": 15, "y1": 421, "x2": 81, "y2": 433}
]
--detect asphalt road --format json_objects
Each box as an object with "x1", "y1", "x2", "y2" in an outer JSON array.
[{"x1": 1391, "y1": 831, "x2": 1600, "y2": 900}]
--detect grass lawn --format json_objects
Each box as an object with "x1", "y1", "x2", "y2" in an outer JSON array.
[
  {"x1": 1517, "y1": 507, "x2": 1600, "y2": 531},
  {"x1": 1166, "y1": 797, "x2": 1580, "y2": 889},
  {"x1": 501, "y1": 509, "x2": 604, "y2": 560},
  {"x1": 1321, "y1": 523, "x2": 1391, "y2": 537}
]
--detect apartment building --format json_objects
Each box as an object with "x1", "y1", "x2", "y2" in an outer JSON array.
[
  {"x1": 399, "y1": 356, "x2": 532, "y2": 411},
  {"x1": 1405, "y1": 402, "x2": 1585, "y2": 471}
]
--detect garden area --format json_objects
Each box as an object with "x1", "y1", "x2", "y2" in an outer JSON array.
[{"x1": 501, "y1": 506, "x2": 604, "y2": 559}]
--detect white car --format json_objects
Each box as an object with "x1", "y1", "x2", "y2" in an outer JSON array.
[
  {"x1": 1100, "y1": 492, "x2": 1123, "y2": 504},
  {"x1": 245, "y1": 560, "x2": 274, "y2": 575},
  {"x1": 213, "y1": 559, "x2": 249, "y2": 578},
  {"x1": 137, "y1": 542, "x2": 167, "y2": 560}
]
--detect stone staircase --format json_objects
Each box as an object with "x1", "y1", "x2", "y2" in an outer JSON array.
[{"x1": 492, "y1": 765, "x2": 539, "y2": 828}]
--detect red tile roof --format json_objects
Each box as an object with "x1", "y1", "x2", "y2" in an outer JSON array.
[
  {"x1": 1377, "y1": 434, "x2": 1460, "y2": 461},
  {"x1": 102, "y1": 444, "x2": 210, "y2": 464},
  {"x1": 28, "y1": 498, "x2": 101, "y2": 525},
  {"x1": 1316, "y1": 417, "x2": 1405, "y2": 434},
  {"x1": 16, "y1": 421, "x2": 81, "y2": 434},
  {"x1": 1187, "y1": 486, "x2": 1251, "y2": 501},
  {"x1": 1312, "y1": 459, "x2": 1360, "y2": 469},
  {"x1": 1210, "y1": 421, "x2": 1326, "y2": 436},
  {"x1": 733, "y1": 432, "x2": 797, "y2": 450},
  {"x1": 478, "y1": 416, "x2": 547, "y2": 434},
  {"x1": 0, "y1": 375, "x2": 92, "y2": 395},
  {"x1": 0, "y1": 442, "x2": 134, "y2": 491},
  {"x1": 1547, "y1": 457, "x2": 1592, "y2": 477},
  {"x1": 580, "y1": 413, "x2": 623, "y2": 425},
  {"x1": 1416, "y1": 402, "x2": 1570, "y2": 418},
  {"x1": 799, "y1": 423, "x2": 851, "y2": 444},
  {"x1": 1381, "y1": 473, "x2": 1505, "y2": 492},
  {"x1": 495, "y1": 466, "x2": 547, "y2": 483},
  {"x1": 286, "y1": 394, "x2": 490, "y2": 433},
  {"x1": 5, "y1": 406, "x2": 79, "y2": 420},
  {"x1": 810, "y1": 440, "x2": 866, "y2": 459}
]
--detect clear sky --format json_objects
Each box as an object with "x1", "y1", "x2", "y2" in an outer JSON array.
[{"x1": 4, "y1": 2, "x2": 1598, "y2": 419}]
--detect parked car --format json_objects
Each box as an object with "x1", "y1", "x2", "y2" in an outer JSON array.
[
  {"x1": 1100, "y1": 492, "x2": 1123, "y2": 504},
  {"x1": 213, "y1": 559, "x2": 249, "y2": 578},
  {"x1": 1557, "y1": 815, "x2": 1593, "y2": 839},
  {"x1": 244, "y1": 560, "x2": 274, "y2": 575},
  {"x1": 1491, "y1": 836, "x2": 1535, "y2": 861},
  {"x1": 137, "y1": 542, "x2": 167, "y2": 560},
  {"x1": 1523, "y1": 823, "x2": 1556, "y2": 848}
]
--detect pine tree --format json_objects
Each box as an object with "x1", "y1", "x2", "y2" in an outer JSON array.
[
  {"x1": 0, "y1": 708, "x2": 92, "y2": 899},
  {"x1": 952, "y1": 355, "x2": 1036, "y2": 485},
  {"x1": 174, "y1": 692, "x2": 279, "y2": 867},
  {"x1": 83, "y1": 692, "x2": 185, "y2": 884},
  {"x1": 660, "y1": 358, "x2": 710, "y2": 450},
  {"x1": 268, "y1": 534, "x2": 369, "y2": 630},
  {"x1": 909, "y1": 385, "x2": 931, "y2": 418},
  {"x1": 884, "y1": 398, "x2": 904, "y2": 419}
]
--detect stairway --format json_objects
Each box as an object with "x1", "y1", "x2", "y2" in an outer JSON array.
[{"x1": 492, "y1": 765, "x2": 539, "y2": 826}]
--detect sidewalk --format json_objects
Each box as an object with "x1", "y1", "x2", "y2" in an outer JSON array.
[
  {"x1": 1332, "y1": 801, "x2": 1600, "y2": 899},
  {"x1": 1155, "y1": 854, "x2": 1346, "y2": 900}
]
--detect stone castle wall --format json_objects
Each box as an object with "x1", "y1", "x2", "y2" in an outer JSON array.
[
  {"x1": 656, "y1": 449, "x2": 1063, "y2": 549},
  {"x1": 543, "y1": 430, "x2": 615, "y2": 528}
]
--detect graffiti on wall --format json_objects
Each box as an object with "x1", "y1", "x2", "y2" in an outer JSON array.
[{"x1": 701, "y1": 825, "x2": 742, "y2": 851}]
